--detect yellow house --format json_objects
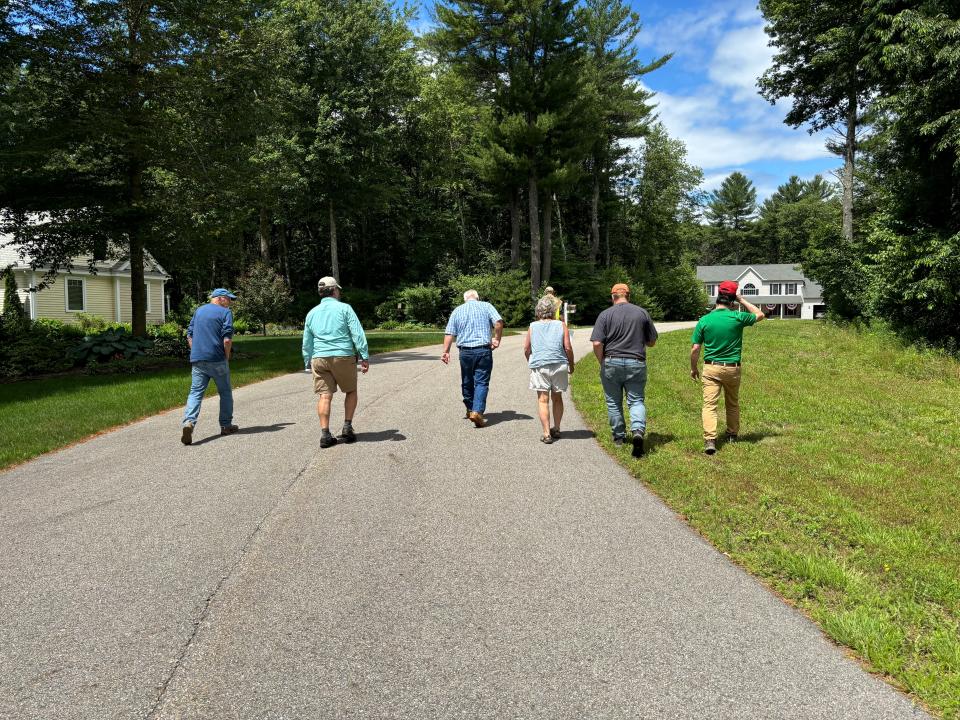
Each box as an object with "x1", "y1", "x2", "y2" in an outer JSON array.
[{"x1": 0, "y1": 237, "x2": 170, "y2": 325}]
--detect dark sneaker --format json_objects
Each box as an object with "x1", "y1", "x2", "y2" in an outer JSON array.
[
  {"x1": 320, "y1": 434, "x2": 338, "y2": 449},
  {"x1": 468, "y1": 411, "x2": 486, "y2": 428},
  {"x1": 613, "y1": 436, "x2": 625, "y2": 447},
  {"x1": 181, "y1": 423, "x2": 194, "y2": 446},
  {"x1": 220, "y1": 424, "x2": 239, "y2": 436},
  {"x1": 339, "y1": 425, "x2": 357, "y2": 443},
  {"x1": 464, "y1": 410, "x2": 471, "y2": 420},
  {"x1": 725, "y1": 433, "x2": 738, "y2": 443},
  {"x1": 549, "y1": 427, "x2": 561, "y2": 440},
  {"x1": 704, "y1": 439, "x2": 717, "y2": 455},
  {"x1": 632, "y1": 431, "x2": 645, "y2": 458}
]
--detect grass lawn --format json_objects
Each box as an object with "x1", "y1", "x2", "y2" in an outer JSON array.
[
  {"x1": 572, "y1": 321, "x2": 960, "y2": 719},
  {"x1": 0, "y1": 332, "x2": 446, "y2": 470}
]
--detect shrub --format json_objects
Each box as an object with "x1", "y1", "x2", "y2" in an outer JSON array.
[
  {"x1": 70, "y1": 328, "x2": 154, "y2": 365},
  {"x1": 547, "y1": 261, "x2": 662, "y2": 324},
  {"x1": 235, "y1": 262, "x2": 292, "y2": 335},
  {"x1": 0, "y1": 331, "x2": 73, "y2": 377},
  {"x1": 647, "y1": 264, "x2": 709, "y2": 321},
  {"x1": 146, "y1": 322, "x2": 189, "y2": 359},
  {"x1": 232, "y1": 317, "x2": 251, "y2": 335},
  {"x1": 447, "y1": 269, "x2": 532, "y2": 327},
  {"x1": 1, "y1": 267, "x2": 28, "y2": 332},
  {"x1": 75, "y1": 312, "x2": 110, "y2": 333}
]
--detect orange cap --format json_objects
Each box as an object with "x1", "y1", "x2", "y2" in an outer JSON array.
[{"x1": 611, "y1": 283, "x2": 630, "y2": 295}]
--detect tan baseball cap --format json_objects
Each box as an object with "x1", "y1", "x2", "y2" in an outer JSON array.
[{"x1": 317, "y1": 276, "x2": 342, "y2": 291}]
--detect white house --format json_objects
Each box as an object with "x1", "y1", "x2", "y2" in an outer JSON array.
[
  {"x1": 0, "y1": 235, "x2": 170, "y2": 324},
  {"x1": 696, "y1": 264, "x2": 826, "y2": 320}
]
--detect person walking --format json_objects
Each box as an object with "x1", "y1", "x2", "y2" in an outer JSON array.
[
  {"x1": 523, "y1": 297, "x2": 575, "y2": 444},
  {"x1": 590, "y1": 283, "x2": 659, "y2": 458},
  {"x1": 690, "y1": 280, "x2": 765, "y2": 455},
  {"x1": 302, "y1": 276, "x2": 370, "y2": 449},
  {"x1": 181, "y1": 288, "x2": 238, "y2": 445},
  {"x1": 440, "y1": 290, "x2": 504, "y2": 427}
]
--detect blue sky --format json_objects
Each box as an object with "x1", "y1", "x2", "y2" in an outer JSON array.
[
  {"x1": 628, "y1": 0, "x2": 839, "y2": 199},
  {"x1": 414, "y1": 0, "x2": 841, "y2": 200}
]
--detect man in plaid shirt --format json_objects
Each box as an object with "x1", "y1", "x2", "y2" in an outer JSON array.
[{"x1": 441, "y1": 290, "x2": 504, "y2": 427}]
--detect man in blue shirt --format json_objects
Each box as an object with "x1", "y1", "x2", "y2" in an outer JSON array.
[
  {"x1": 181, "y1": 288, "x2": 238, "y2": 445},
  {"x1": 302, "y1": 276, "x2": 369, "y2": 448},
  {"x1": 441, "y1": 290, "x2": 504, "y2": 427}
]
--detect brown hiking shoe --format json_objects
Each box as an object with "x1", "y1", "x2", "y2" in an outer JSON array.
[
  {"x1": 468, "y1": 411, "x2": 486, "y2": 428},
  {"x1": 181, "y1": 422, "x2": 194, "y2": 446},
  {"x1": 220, "y1": 424, "x2": 239, "y2": 436},
  {"x1": 704, "y1": 439, "x2": 717, "y2": 455}
]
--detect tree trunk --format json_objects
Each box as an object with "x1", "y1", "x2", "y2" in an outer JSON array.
[
  {"x1": 542, "y1": 192, "x2": 554, "y2": 287},
  {"x1": 842, "y1": 91, "x2": 857, "y2": 242},
  {"x1": 528, "y1": 173, "x2": 541, "y2": 298},
  {"x1": 279, "y1": 223, "x2": 291, "y2": 285},
  {"x1": 509, "y1": 187, "x2": 521, "y2": 269},
  {"x1": 590, "y1": 169, "x2": 601, "y2": 266},
  {"x1": 259, "y1": 207, "x2": 271, "y2": 263},
  {"x1": 329, "y1": 199, "x2": 340, "y2": 280},
  {"x1": 604, "y1": 225, "x2": 610, "y2": 268},
  {"x1": 125, "y1": 6, "x2": 148, "y2": 338}
]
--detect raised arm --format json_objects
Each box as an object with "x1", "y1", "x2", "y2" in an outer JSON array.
[{"x1": 736, "y1": 293, "x2": 766, "y2": 322}]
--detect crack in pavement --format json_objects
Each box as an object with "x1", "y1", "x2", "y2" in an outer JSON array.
[{"x1": 143, "y1": 453, "x2": 319, "y2": 720}]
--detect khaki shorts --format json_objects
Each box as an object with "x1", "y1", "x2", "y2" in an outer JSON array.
[
  {"x1": 311, "y1": 356, "x2": 358, "y2": 394},
  {"x1": 529, "y1": 362, "x2": 569, "y2": 392}
]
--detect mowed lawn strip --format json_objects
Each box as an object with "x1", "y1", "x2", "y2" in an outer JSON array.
[
  {"x1": 572, "y1": 321, "x2": 960, "y2": 719},
  {"x1": 0, "y1": 332, "x2": 446, "y2": 470}
]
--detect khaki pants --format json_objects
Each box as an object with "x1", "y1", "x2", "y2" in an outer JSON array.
[{"x1": 702, "y1": 364, "x2": 741, "y2": 440}]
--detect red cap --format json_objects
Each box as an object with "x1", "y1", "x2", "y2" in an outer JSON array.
[{"x1": 718, "y1": 280, "x2": 739, "y2": 295}]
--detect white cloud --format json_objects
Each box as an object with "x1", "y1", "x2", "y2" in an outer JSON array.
[{"x1": 636, "y1": 4, "x2": 833, "y2": 199}]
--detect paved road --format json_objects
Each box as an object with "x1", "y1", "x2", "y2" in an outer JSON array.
[{"x1": 0, "y1": 323, "x2": 929, "y2": 719}]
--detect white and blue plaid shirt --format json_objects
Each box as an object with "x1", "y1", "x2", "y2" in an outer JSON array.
[{"x1": 445, "y1": 300, "x2": 502, "y2": 348}]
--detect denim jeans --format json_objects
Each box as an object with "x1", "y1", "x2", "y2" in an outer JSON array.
[
  {"x1": 182, "y1": 360, "x2": 233, "y2": 428},
  {"x1": 600, "y1": 357, "x2": 648, "y2": 439},
  {"x1": 459, "y1": 347, "x2": 493, "y2": 414}
]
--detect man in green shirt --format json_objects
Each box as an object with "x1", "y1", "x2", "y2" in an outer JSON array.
[
  {"x1": 690, "y1": 280, "x2": 765, "y2": 455},
  {"x1": 302, "y1": 276, "x2": 370, "y2": 448}
]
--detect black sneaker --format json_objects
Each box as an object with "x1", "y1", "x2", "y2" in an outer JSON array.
[
  {"x1": 632, "y1": 431, "x2": 645, "y2": 458},
  {"x1": 725, "y1": 433, "x2": 738, "y2": 443},
  {"x1": 180, "y1": 422, "x2": 194, "y2": 446},
  {"x1": 320, "y1": 433, "x2": 338, "y2": 449},
  {"x1": 339, "y1": 425, "x2": 357, "y2": 443},
  {"x1": 613, "y1": 436, "x2": 625, "y2": 447}
]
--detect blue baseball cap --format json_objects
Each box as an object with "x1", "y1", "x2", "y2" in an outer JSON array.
[{"x1": 210, "y1": 288, "x2": 237, "y2": 299}]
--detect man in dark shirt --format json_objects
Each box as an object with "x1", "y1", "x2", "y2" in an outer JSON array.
[
  {"x1": 590, "y1": 283, "x2": 659, "y2": 457},
  {"x1": 181, "y1": 288, "x2": 238, "y2": 445}
]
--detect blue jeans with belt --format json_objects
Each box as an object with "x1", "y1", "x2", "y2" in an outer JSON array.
[
  {"x1": 600, "y1": 357, "x2": 648, "y2": 439},
  {"x1": 182, "y1": 360, "x2": 234, "y2": 428},
  {"x1": 459, "y1": 346, "x2": 493, "y2": 414}
]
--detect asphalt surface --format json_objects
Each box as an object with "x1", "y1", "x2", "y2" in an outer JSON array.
[{"x1": 0, "y1": 323, "x2": 930, "y2": 719}]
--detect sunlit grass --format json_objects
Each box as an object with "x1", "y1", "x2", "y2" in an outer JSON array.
[
  {"x1": 0, "y1": 332, "x2": 446, "y2": 469},
  {"x1": 572, "y1": 321, "x2": 960, "y2": 719}
]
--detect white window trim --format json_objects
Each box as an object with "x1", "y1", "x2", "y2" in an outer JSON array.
[
  {"x1": 742, "y1": 283, "x2": 759, "y2": 296},
  {"x1": 769, "y1": 283, "x2": 782, "y2": 296},
  {"x1": 144, "y1": 281, "x2": 152, "y2": 314},
  {"x1": 64, "y1": 277, "x2": 87, "y2": 313}
]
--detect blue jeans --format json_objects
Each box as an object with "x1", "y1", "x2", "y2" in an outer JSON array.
[
  {"x1": 600, "y1": 357, "x2": 648, "y2": 439},
  {"x1": 459, "y1": 347, "x2": 493, "y2": 414},
  {"x1": 183, "y1": 360, "x2": 234, "y2": 428}
]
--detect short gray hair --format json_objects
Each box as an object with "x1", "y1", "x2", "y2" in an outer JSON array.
[
  {"x1": 318, "y1": 285, "x2": 337, "y2": 299},
  {"x1": 535, "y1": 297, "x2": 556, "y2": 320},
  {"x1": 463, "y1": 290, "x2": 479, "y2": 302}
]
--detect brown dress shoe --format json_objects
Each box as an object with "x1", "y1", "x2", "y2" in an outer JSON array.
[
  {"x1": 220, "y1": 424, "x2": 240, "y2": 436},
  {"x1": 468, "y1": 411, "x2": 486, "y2": 428}
]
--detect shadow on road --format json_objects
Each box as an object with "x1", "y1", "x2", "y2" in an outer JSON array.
[
  {"x1": 555, "y1": 429, "x2": 595, "y2": 440},
  {"x1": 371, "y1": 352, "x2": 438, "y2": 365},
  {"x1": 191, "y1": 422, "x2": 295, "y2": 446},
  {"x1": 482, "y1": 410, "x2": 533, "y2": 427},
  {"x1": 358, "y1": 429, "x2": 406, "y2": 442}
]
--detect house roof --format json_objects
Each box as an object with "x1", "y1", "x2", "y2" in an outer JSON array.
[
  {"x1": 1, "y1": 234, "x2": 169, "y2": 278},
  {"x1": 697, "y1": 263, "x2": 823, "y2": 301}
]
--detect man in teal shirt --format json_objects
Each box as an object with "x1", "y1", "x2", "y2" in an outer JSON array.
[
  {"x1": 690, "y1": 280, "x2": 765, "y2": 455},
  {"x1": 302, "y1": 276, "x2": 369, "y2": 448}
]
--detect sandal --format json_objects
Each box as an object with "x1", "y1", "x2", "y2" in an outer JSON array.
[
  {"x1": 549, "y1": 427, "x2": 561, "y2": 439},
  {"x1": 540, "y1": 435, "x2": 554, "y2": 444}
]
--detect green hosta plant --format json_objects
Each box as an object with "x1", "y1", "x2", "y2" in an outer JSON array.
[{"x1": 70, "y1": 328, "x2": 154, "y2": 365}]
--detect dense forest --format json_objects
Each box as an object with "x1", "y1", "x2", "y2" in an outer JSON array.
[{"x1": 1, "y1": 0, "x2": 957, "y2": 346}]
